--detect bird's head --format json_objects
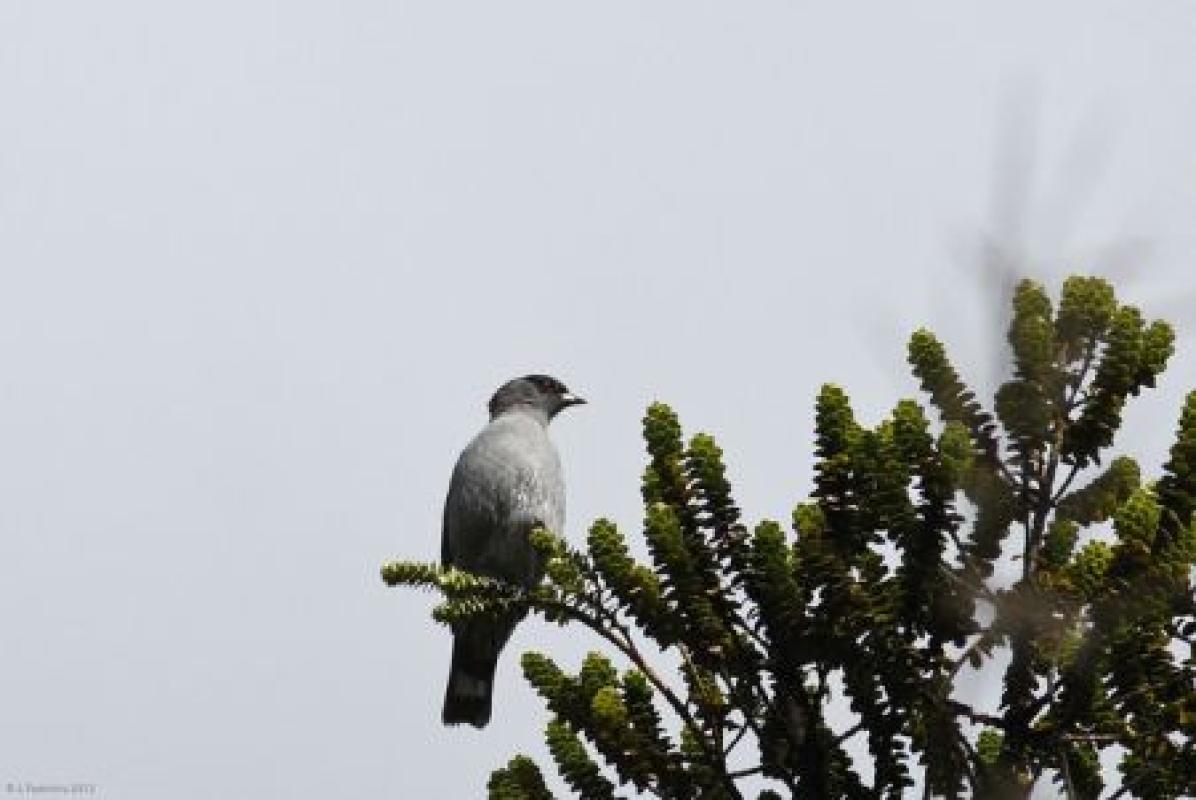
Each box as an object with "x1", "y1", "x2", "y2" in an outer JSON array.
[{"x1": 488, "y1": 375, "x2": 586, "y2": 422}]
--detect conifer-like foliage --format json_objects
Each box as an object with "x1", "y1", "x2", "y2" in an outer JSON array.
[{"x1": 382, "y1": 276, "x2": 1196, "y2": 799}]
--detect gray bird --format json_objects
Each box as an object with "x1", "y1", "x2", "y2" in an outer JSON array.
[{"x1": 441, "y1": 374, "x2": 585, "y2": 727}]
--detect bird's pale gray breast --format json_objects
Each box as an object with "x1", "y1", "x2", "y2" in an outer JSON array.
[{"x1": 441, "y1": 413, "x2": 565, "y2": 586}]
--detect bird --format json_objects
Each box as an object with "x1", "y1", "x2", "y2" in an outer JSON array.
[{"x1": 440, "y1": 374, "x2": 585, "y2": 727}]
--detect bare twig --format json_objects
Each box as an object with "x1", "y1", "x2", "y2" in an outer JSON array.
[{"x1": 833, "y1": 721, "x2": 865, "y2": 746}]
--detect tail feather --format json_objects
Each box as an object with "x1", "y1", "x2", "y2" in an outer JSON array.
[
  {"x1": 442, "y1": 613, "x2": 525, "y2": 728},
  {"x1": 442, "y1": 637, "x2": 498, "y2": 727}
]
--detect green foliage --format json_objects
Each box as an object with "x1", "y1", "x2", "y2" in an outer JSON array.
[
  {"x1": 977, "y1": 729, "x2": 1004, "y2": 767},
  {"x1": 544, "y1": 718, "x2": 618, "y2": 800},
  {"x1": 382, "y1": 275, "x2": 1196, "y2": 799},
  {"x1": 1056, "y1": 456, "x2": 1141, "y2": 525},
  {"x1": 1063, "y1": 300, "x2": 1175, "y2": 469},
  {"x1": 1158, "y1": 391, "x2": 1196, "y2": 540},
  {"x1": 488, "y1": 756, "x2": 554, "y2": 800}
]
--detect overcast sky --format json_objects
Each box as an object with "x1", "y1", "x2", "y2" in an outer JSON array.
[{"x1": 2, "y1": 2, "x2": 1196, "y2": 798}]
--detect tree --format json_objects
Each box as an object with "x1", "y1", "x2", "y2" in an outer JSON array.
[{"x1": 382, "y1": 276, "x2": 1196, "y2": 799}]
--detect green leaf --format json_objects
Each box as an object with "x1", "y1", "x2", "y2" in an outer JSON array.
[
  {"x1": 488, "y1": 755, "x2": 555, "y2": 800},
  {"x1": 545, "y1": 719, "x2": 617, "y2": 800}
]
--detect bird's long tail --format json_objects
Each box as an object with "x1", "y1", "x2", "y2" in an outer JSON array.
[
  {"x1": 442, "y1": 638, "x2": 499, "y2": 728},
  {"x1": 443, "y1": 615, "x2": 523, "y2": 728}
]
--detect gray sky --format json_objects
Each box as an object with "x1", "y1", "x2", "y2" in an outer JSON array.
[{"x1": 2, "y1": 2, "x2": 1196, "y2": 797}]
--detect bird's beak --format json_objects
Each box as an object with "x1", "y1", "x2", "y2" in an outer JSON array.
[{"x1": 559, "y1": 393, "x2": 587, "y2": 408}]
